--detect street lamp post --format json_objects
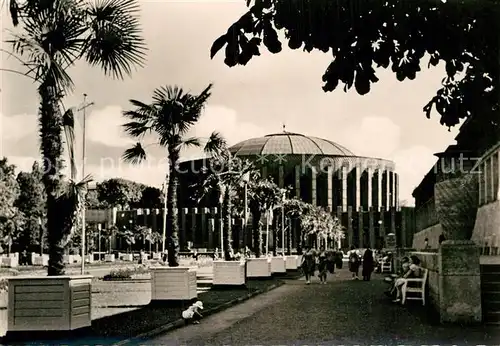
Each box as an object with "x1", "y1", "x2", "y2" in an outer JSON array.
[
  {"x1": 281, "y1": 189, "x2": 286, "y2": 256},
  {"x1": 78, "y1": 93, "x2": 94, "y2": 275}
]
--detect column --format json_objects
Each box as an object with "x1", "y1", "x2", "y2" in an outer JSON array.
[
  {"x1": 191, "y1": 208, "x2": 197, "y2": 246},
  {"x1": 497, "y1": 151, "x2": 500, "y2": 200},
  {"x1": 262, "y1": 166, "x2": 268, "y2": 179},
  {"x1": 358, "y1": 206, "x2": 364, "y2": 248},
  {"x1": 347, "y1": 206, "x2": 353, "y2": 248},
  {"x1": 342, "y1": 166, "x2": 348, "y2": 212},
  {"x1": 390, "y1": 206, "x2": 396, "y2": 239},
  {"x1": 181, "y1": 208, "x2": 187, "y2": 249},
  {"x1": 394, "y1": 173, "x2": 399, "y2": 209},
  {"x1": 208, "y1": 217, "x2": 214, "y2": 249},
  {"x1": 379, "y1": 210, "x2": 386, "y2": 242},
  {"x1": 484, "y1": 160, "x2": 489, "y2": 203},
  {"x1": 367, "y1": 168, "x2": 373, "y2": 208},
  {"x1": 311, "y1": 167, "x2": 317, "y2": 206},
  {"x1": 392, "y1": 172, "x2": 397, "y2": 208},
  {"x1": 327, "y1": 166, "x2": 333, "y2": 212},
  {"x1": 279, "y1": 165, "x2": 284, "y2": 188},
  {"x1": 369, "y1": 207, "x2": 375, "y2": 249},
  {"x1": 385, "y1": 170, "x2": 391, "y2": 208},
  {"x1": 479, "y1": 160, "x2": 483, "y2": 205},
  {"x1": 201, "y1": 208, "x2": 208, "y2": 247},
  {"x1": 377, "y1": 168, "x2": 383, "y2": 211},
  {"x1": 295, "y1": 165, "x2": 301, "y2": 198},
  {"x1": 490, "y1": 156, "x2": 495, "y2": 202},
  {"x1": 401, "y1": 208, "x2": 407, "y2": 248},
  {"x1": 336, "y1": 206, "x2": 343, "y2": 244},
  {"x1": 355, "y1": 167, "x2": 361, "y2": 210}
]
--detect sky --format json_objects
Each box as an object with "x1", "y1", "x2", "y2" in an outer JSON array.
[{"x1": 0, "y1": 1, "x2": 461, "y2": 206}]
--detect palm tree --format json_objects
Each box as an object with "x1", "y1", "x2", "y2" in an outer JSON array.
[
  {"x1": 197, "y1": 138, "x2": 254, "y2": 260},
  {"x1": 6, "y1": 0, "x2": 146, "y2": 275},
  {"x1": 122, "y1": 84, "x2": 215, "y2": 267},
  {"x1": 246, "y1": 173, "x2": 282, "y2": 257}
]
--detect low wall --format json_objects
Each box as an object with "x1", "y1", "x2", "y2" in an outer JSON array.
[
  {"x1": 472, "y1": 200, "x2": 500, "y2": 254},
  {"x1": 409, "y1": 251, "x2": 439, "y2": 309},
  {"x1": 412, "y1": 224, "x2": 443, "y2": 250},
  {"x1": 408, "y1": 241, "x2": 481, "y2": 325}
]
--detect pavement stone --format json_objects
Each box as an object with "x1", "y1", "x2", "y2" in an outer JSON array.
[{"x1": 148, "y1": 268, "x2": 500, "y2": 346}]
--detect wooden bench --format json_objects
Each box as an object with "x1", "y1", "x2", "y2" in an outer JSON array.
[
  {"x1": 401, "y1": 268, "x2": 428, "y2": 306},
  {"x1": 381, "y1": 261, "x2": 392, "y2": 273}
]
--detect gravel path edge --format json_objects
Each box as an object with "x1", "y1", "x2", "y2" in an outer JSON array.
[{"x1": 114, "y1": 281, "x2": 285, "y2": 346}]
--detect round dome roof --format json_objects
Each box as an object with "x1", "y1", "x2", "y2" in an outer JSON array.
[{"x1": 229, "y1": 132, "x2": 355, "y2": 156}]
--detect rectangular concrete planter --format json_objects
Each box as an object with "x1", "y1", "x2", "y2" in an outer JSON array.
[
  {"x1": 2, "y1": 256, "x2": 18, "y2": 268},
  {"x1": 246, "y1": 257, "x2": 272, "y2": 278},
  {"x1": 84, "y1": 255, "x2": 93, "y2": 264},
  {"x1": 7, "y1": 275, "x2": 93, "y2": 332},
  {"x1": 104, "y1": 254, "x2": 115, "y2": 262},
  {"x1": 122, "y1": 254, "x2": 133, "y2": 261},
  {"x1": 271, "y1": 256, "x2": 286, "y2": 273},
  {"x1": 33, "y1": 255, "x2": 49, "y2": 266},
  {"x1": 62, "y1": 255, "x2": 74, "y2": 264},
  {"x1": 150, "y1": 266, "x2": 197, "y2": 301},
  {"x1": 213, "y1": 261, "x2": 246, "y2": 285},
  {"x1": 285, "y1": 255, "x2": 299, "y2": 270},
  {"x1": 152, "y1": 253, "x2": 161, "y2": 260}
]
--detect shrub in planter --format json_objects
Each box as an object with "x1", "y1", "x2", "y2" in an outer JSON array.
[{"x1": 103, "y1": 268, "x2": 133, "y2": 281}]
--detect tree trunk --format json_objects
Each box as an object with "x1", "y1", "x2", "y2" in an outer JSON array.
[
  {"x1": 38, "y1": 83, "x2": 68, "y2": 276},
  {"x1": 166, "y1": 157, "x2": 180, "y2": 267},
  {"x1": 222, "y1": 189, "x2": 233, "y2": 260},
  {"x1": 251, "y1": 210, "x2": 263, "y2": 257}
]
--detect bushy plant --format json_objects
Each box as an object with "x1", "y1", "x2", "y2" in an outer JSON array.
[{"x1": 103, "y1": 268, "x2": 133, "y2": 280}]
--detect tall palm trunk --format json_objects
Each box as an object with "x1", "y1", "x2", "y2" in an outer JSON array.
[
  {"x1": 251, "y1": 209, "x2": 263, "y2": 258},
  {"x1": 39, "y1": 82, "x2": 67, "y2": 276},
  {"x1": 222, "y1": 188, "x2": 233, "y2": 260},
  {"x1": 166, "y1": 152, "x2": 180, "y2": 267}
]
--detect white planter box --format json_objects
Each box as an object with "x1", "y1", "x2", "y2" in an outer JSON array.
[
  {"x1": 151, "y1": 266, "x2": 197, "y2": 301},
  {"x1": 0, "y1": 289, "x2": 7, "y2": 308},
  {"x1": 152, "y1": 253, "x2": 161, "y2": 260},
  {"x1": 213, "y1": 261, "x2": 246, "y2": 285},
  {"x1": 73, "y1": 255, "x2": 82, "y2": 264},
  {"x1": 297, "y1": 255, "x2": 303, "y2": 266},
  {"x1": 286, "y1": 255, "x2": 299, "y2": 270},
  {"x1": 7, "y1": 275, "x2": 93, "y2": 332},
  {"x1": 33, "y1": 255, "x2": 49, "y2": 266},
  {"x1": 104, "y1": 254, "x2": 115, "y2": 262},
  {"x1": 84, "y1": 255, "x2": 93, "y2": 264},
  {"x1": 63, "y1": 255, "x2": 73, "y2": 264},
  {"x1": 271, "y1": 256, "x2": 286, "y2": 273},
  {"x1": 2, "y1": 257, "x2": 18, "y2": 268},
  {"x1": 122, "y1": 254, "x2": 134, "y2": 261},
  {"x1": 246, "y1": 258, "x2": 272, "y2": 278}
]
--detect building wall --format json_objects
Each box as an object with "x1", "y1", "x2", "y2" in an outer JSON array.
[{"x1": 90, "y1": 206, "x2": 415, "y2": 251}]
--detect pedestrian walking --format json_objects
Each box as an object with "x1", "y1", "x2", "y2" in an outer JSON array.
[
  {"x1": 335, "y1": 249, "x2": 343, "y2": 270},
  {"x1": 362, "y1": 247, "x2": 374, "y2": 281},
  {"x1": 317, "y1": 247, "x2": 328, "y2": 284},
  {"x1": 301, "y1": 247, "x2": 316, "y2": 284},
  {"x1": 348, "y1": 246, "x2": 360, "y2": 280},
  {"x1": 326, "y1": 249, "x2": 335, "y2": 274}
]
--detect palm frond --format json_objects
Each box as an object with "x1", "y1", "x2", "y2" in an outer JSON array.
[
  {"x1": 122, "y1": 120, "x2": 151, "y2": 138},
  {"x1": 181, "y1": 136, "x2": 201, "y2": 149},
  {"x1": 204, "y1": 131, "x2": 227, "y2": 158},
  {"x1": 122, "y1": 142, "x2": 147, "y2": 164},
  {"x1": 85, "y1": 0, "x2": 147, "y2": 79}
]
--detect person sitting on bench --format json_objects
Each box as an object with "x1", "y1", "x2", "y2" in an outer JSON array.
[{"x1": 390, "y1": 256, "x2": 422, "y2": 303}]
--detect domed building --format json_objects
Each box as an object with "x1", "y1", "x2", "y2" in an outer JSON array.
[
  {"x1": 85, "y1": 131, "x2": 416, "y2": 254},
  {"x1": 175, "y1": 130, "x2": 415, "y2": 251}
]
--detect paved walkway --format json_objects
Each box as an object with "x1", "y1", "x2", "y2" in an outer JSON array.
[{"x1": 148, "y1": 269, "x2": 499, "y2": 345}]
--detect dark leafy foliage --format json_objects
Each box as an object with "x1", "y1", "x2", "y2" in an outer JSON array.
[{"x1": 211, "y1": 0, "x2": 500, "y2": 128}]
